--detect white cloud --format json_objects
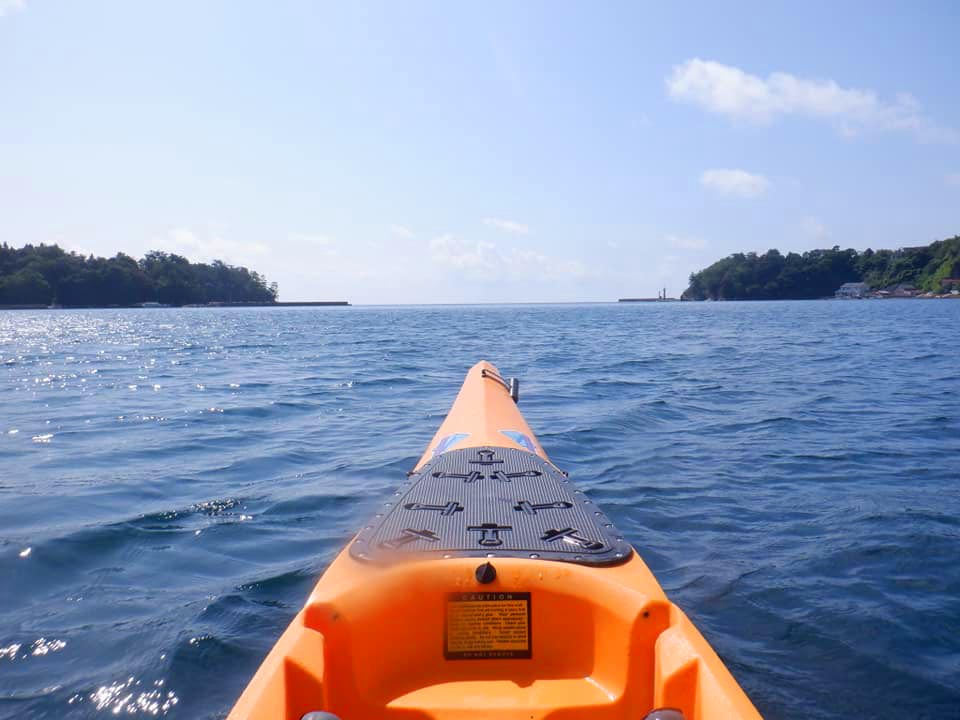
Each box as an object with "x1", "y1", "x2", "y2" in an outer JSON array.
[
  {"x1": 0, "y1": 0, "x2": 25, "y2": 18},
  {"x1": 483, "y1": 217, "x2": 530, "y2": 236},
  {"x1": 510, "y1": 247, "x2": 586, "y2": 279},
  {"x1": 389, "y1": 224, "x2": 415, "y2": 238},
  {"x1": 801, "y1": 216, "x2": 829, "y2": 240},
  {"x1": 667, "y1": 58, "x2": 957, "y2": 142},
  {"x1": 700, "y1": 169, "x2": 770, "y2": 198},
  {"x1": 429, "y1": 235, "x2": 585, "y2": 280},
  {"x1": 279, "y1": 234, "x2": 382, "y2": 283},
  {"x1": 430, "y1": 235, "x2": 500, "y2": 272},
  {"x1": 946, "y1": 173, "x2": 960, "y2": 187},
  {"x1": 155, "y1": 227, "x2": 269, "y2": 265},
  {"x1": 666, "y1": 234, "x2": 707, "y2": 250}
]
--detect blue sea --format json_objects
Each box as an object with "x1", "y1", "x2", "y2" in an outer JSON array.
[{"x1": 1, "y1": 301, "x2": 958, "y2": 720}]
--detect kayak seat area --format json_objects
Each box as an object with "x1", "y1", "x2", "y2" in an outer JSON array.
[
  {"x1": 296, "y1": 554, "x2": 680, "y2": 719},
  {"x1": 385, "y1": 678, "x2": 621, "y2": 715},
  {"x1": 229, "y1": 556, "x2": 752, "y2": 720}
]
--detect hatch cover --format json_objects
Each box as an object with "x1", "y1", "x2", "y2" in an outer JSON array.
[{"x1": 350, "y1": 446, "x2": 632, "y2": 566}]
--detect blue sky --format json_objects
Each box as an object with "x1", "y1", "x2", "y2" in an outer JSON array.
[{"x1": 1, "y1": 1, "x2": 958, "y2": 302}]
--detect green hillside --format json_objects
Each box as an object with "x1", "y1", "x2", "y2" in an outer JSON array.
[
  {"x1": 0, "y1": 244, "x2": 277, "y2": 306},
  {"x1": 683, "y1": 235, "x2": 960, "y2": 300}
]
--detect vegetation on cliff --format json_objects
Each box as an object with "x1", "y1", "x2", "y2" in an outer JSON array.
[
  {"x1": 682, "y1": 236, "x2": 960, "y2": 300},
  {"x1": 0, "y1": 244, "x2": 277, "y2": 306}
]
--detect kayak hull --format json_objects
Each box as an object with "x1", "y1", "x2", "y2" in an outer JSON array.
[{"x1": 228, "y1": 361, "x2": 762, "y2": 720}]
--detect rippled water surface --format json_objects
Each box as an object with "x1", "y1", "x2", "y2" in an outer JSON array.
[{"x1": 1, "y1": 302, "x2": 959, "y2": 719}]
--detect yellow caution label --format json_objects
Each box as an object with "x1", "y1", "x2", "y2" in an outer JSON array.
[{"x1": 445, "y1": 592, "x2": 531, "y2": 660}]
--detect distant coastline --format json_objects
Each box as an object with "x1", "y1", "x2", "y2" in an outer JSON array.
[
  {"x1": 683, "y1": 235, "x2": 960, "y2": 301},
  {"x1": 618, "y1": 297, "x2": 680, "y2": 303},
  {"x1": 0, "y1": 243, "x2": 286, "y2": 308},
  {"x1": 0, "y1": 300, "x2": 350, "y2": 310}
]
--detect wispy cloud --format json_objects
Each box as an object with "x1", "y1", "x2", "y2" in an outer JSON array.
[
  {"x1": 389, "y1": 224, "x2": 415, "y2": 238},
  {"x1": 700, "y1": 168, "x2": 770, "y2": 198},
  {"x1": 0, "y1": 0, "x2": 25, "y2": 18},
  {"x1": 156, "y1": 227, "x2": 269, "y2": 264},
  {"x1": 667, "y1": 58, "x2": 957, "y2": 143},
  {"x1": 430, "y1": 235, "x2": 584, "y2": 279},
  {"x1": 801, "y1": 216, "x2": 830, "y2": 240},
  {"x1": 483, "y1": 217, "x2": 530, "y2": 236},
  {"x1": 430, "y1": 235, "x2": 499, "y2": 272},
  {"x1": 666, "y1": 234, "x2": 707, "y2": 250}
]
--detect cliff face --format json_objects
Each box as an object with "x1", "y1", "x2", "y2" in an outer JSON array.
[{"x1": 683, "y1": 236, "x2": 960, "y2": 301}]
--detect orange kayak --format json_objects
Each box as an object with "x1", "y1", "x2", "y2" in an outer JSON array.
[{"x1": 228, "y1": 361, "x2": 762, "y2": 720}]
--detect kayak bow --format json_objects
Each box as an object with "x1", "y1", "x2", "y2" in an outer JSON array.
[{"x1": 229, "y1": 361, "x2": 762, "y2": 720}]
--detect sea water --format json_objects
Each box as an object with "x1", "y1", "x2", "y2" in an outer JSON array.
[{"x1": 1, "y1": 301, "x2": 958, "y2": 719}]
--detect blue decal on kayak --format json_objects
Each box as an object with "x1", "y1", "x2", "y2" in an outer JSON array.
[
  {"x1": 433, "y1": 432, "x2": 470, "y2": 456},
  {"x1": 500, "y1": 430, "x2": 537, "y2": 454}
]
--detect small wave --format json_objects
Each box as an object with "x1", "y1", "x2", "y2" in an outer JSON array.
[{"x1": 3, "y1": 301, "x2": 960, "y2": 719}]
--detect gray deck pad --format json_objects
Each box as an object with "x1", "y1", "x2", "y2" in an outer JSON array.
[{"x1": 349, "y1": 446, "x2": 633, "y2": 566}]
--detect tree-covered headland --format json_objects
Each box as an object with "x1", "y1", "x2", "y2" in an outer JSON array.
[
  {"x1": 682, "y1": 235, "x2": 960, "y2": 300},
  {"x1": 0, "y1": 244, "x2": 278, "y2": 306}
]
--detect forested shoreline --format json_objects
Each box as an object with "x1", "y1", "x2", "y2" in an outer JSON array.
[
  {"x1": 0, "y1": 244, "x2": 277, "y2": 307},
  {"x1": 683, "y1": 235, "x2": 960, "y2": 301}
]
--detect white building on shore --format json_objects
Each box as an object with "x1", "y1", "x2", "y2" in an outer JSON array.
[{"x1": 835, "y1": 282, "x2": 870, "y2": 298}]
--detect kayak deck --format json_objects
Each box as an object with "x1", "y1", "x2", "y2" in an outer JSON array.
[
  {"x1": 350, "y1": 446, "x2": 632, "y2": 566},
  {"x1": 228, "y1": 361, "x2": 762, "y2": 720}
]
